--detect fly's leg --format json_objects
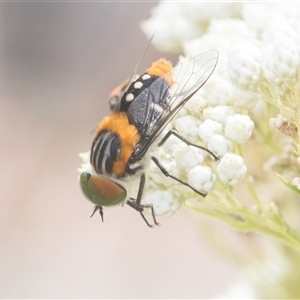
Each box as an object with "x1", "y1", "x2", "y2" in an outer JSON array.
[
  {"x1": 154, "y1": 129, "x2": 220, "y2": 197},
  {"x1": 90, "y1": 206, "x2": 104, "y2": 222},
  {"x1": 127, "y1": 201, "x2": 158, "y2": 228},
  {"x1": 158, "y1": 129, "x2": 220, "y2": 160},
  {"x1": 151, "y1": 156, "x2": 207, "y2": 197},
  {"x1": 126, "y1": 173, "x2": 160, "y2": 228}
]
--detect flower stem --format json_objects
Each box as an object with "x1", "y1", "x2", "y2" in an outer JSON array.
[
  {"x1": 186, "y1": 199, "x2": 300, "y2": 252},
  {"x1": 245, "y1": 175, "x2": 265, "y2": 211}
]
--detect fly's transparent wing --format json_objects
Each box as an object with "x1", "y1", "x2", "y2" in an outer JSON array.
[
  {"x1": 131, "y1": 49, "x2": 219, "y2": 160},
  {"x1": 167, "y1": 49, "x2": 219, "y2": 116}
]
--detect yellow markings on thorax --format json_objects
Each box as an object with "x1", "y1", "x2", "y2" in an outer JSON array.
[
  {"x1": 95, "y1": 112, "x2": 140, "y2": 176},
  {"x1": 146, "y1": 59, "x2": 174, "y2": 85}
]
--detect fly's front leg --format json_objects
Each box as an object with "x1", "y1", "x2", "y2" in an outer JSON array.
[
  {"x1": 127, "y1": 173, "x2": 160, "y2": 228},
  {"x1": 90, "y1": 206, "x2": 104, "y2": 221},
  {"x1": 159, "y1": 129, "x2": 220, "y2": 160}
]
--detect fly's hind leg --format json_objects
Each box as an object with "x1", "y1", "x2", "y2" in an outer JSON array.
[
  {"x1": 158, "y1": 129, "x2": 220, "y2": 160},
  {"x1": 153, "y1": 129, "x2": 220, "y2": 197}
]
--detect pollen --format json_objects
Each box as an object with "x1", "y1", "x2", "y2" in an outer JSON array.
[
  {"x1": 146, "y1": 59, "x2": 174, "y2": 85},
  {"x1": 95, "y1": 113, "x2": 140, "y2": 176}
]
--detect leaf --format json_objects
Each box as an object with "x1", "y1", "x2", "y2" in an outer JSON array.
[{"x1": 276, "y1": 173, "x2": 300, "y2": 196}]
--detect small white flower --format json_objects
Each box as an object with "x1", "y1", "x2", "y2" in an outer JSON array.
[
  {"x1": 78, "y1": 151, "x2": 96, "y2": 175},
  {"x1": 272, "y1": 39, "x2": 300, "y2": 82},
  {"x1": 292, "y1": 177, "x2": 300, "y2": 190},
  {"x1": 184, "y1": 95, "x2": 207, "y2": 118},
  {"x1": 228, "y1": 42, "x2": 262, "y2": 90},
  {"x1": 264, "y1": 16, "x2": 299, "y2": 45},
  {"x1": 232, "y1": 88, "x2": 259, "y2": 110},
  {"x1": 79, "y1": 151, "x2": 90, "y2": 165},
  {"x1": 143, "y1": 189, "x2": 182, "y2": 216},
  {"x1": 225, "y1": 114, "x2": 254, "y2": 143},
  {"x1": 148, "y1": 159, "x2": 182, "y2": 189},
  {"x1": 198, "y1": 119, "x2": 223, "y2": 143},
  {"x1": 242, "y1": 3, "x2": 271, "y2": 33},
  {"x1": 203, "y1": 105, "x2": 235, "y2": 126},
  {"x1": 141, "y1": 2, "x2": 200, "y2": 52},
  {"x1": 173, "y1": 115, "x2": 200, "y2": 143},
  {"x1": 208, "y1": 18, "x2": 256, "y2": 43},
  {"x1": 261, "y1": 18, "x2": 300, "y2": 91},
  {"x1": 217, "y1": 153, "x2": 247, "y2": 185},
  {"x1": 173, "y1": 143, "x2": 204, "y2": 173},
  {"x1": 183, "y1": 35, "x2": 231, "y2": 71},
  {"x1": 201, "y1": 76, "x2": 233, "y2": 106},
  {"x1": 188, "y1": 165, "x2": 217, "y2": 193},
  {"x1": 208, "y1": 134, "x2": 232, "y2": 157},
  {"x1": 156, "y1": 128, "x2": 178, "y2": 154}
]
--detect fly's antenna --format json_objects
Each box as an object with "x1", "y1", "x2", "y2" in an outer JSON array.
[
  {"x1": 119, "y1": 32, "x2": 156, "y2": 99},
  {"x1": 131, "y1": 32, "x2": 155, "y2": 80}
]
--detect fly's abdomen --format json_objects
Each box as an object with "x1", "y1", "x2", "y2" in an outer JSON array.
[
  {"x1": 90, "y1": 113, "x2": 140, "y2": 177},
  {"x1": 91, "y1": 130, "x2": 121, "y2": 175}
]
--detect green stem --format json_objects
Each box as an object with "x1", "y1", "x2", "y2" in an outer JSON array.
[
  {"x1": 185, "y1": 202, "x2": 246, "y2": 228},
  {"x1": 246, "y1": 175, "x2": 265, "y2": 211},
  {"x1": 187, "y1": 200, "x2": 300, "y2": 252},
  {"x1": 241, "y1": 215, "x2": 300, "y2": 251}
]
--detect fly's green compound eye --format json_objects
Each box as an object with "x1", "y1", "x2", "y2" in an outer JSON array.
[{"x1": 80, "y1": 172, "x2": 127, "y2": 207}]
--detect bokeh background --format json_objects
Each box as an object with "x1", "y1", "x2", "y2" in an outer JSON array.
[{"x1": 1, "y1": 2, "x2": 240, "y2": 298}]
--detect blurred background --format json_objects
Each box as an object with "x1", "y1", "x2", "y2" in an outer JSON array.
[{"x1": 1, "y1": 2, "x2": 240, "y2": 298}]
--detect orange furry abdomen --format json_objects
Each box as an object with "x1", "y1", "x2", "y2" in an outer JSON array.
[{"x1": 95, "y1": 113, "x2": 140, "y2": 176}]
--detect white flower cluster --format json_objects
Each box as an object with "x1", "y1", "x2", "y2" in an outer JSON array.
[
  {"x1": 141, "y1": 2, "x2": 243, "y2": 52},
  {"x1": 143, "y1": 100, "x2": 251, "y2": 216},
  {"x1": 142, "y1": 1, "x2": 300, "y2": 115},
  {"x1": 78, "y1": 151, "x2": 94, "y2": 175},
  {"x1": 141, "y1": 1, "x2": 300, "y2": 217}
]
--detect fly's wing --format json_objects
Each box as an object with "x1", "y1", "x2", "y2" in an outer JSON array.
[
  {"x1": 108, "y1": 79, "x2": 130, "y2": 111},
  {"x1": 108, "y1": 77, "x2": 140, "y2": 112},
  {"x1": 109, "y1": 36, "x2": 155, "y2": 112},
  {"x1": 129, "y1": 49, "x2": 219, "y2": 160}
]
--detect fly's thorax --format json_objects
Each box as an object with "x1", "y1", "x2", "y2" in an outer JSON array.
[{"x1": 117, "y1": 59, "x2": 173, "y2": 114}]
